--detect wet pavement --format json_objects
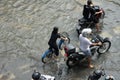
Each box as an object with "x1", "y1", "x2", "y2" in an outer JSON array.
[{"x1": 0, "y1": 0, "x2": 120, "y2": 80}]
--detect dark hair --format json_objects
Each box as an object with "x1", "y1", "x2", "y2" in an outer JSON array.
[
  {"x1": 52, "y1": 27, "x2": 58, "y2": 34},
  {"x1": 87, "y1": 0, "x2": 92, "y2": 6}
]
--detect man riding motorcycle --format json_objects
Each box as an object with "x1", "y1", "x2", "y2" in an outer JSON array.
[{"x1": 79, "y1": 28, "x2": 102, "y2": 68}]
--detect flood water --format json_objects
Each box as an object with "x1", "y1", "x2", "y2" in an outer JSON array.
[{"x1": 0, "y1": 0, "x2": 120, "y2": 80}]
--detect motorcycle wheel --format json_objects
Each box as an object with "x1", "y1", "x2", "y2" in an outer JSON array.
[
  {"x1": 42, "y1": 52, "x2": 54, "y2": 64},
  {"x1": 97, "y1": 41, "x2": 111, "y2": 54},
  {"x1": 66, "y1": 37, "x2": 70, "y2": 44},
  {"x1": 66, "y1": 58, "x2": 78, "y2": 68}
]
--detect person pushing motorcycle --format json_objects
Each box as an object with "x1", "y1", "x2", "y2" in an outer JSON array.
[
  {"x1": 48, "y1": 27, "x2": 67, "y2": 57},
  {"x1": 79, "y1": 28, "x2": 102, "y2": 68},
  {"x1": 83, "y1": 0, "x2": 103, "y2": 32}
]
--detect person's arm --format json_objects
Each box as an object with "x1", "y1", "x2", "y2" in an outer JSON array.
[
  {"x1": 91, "y1": 42, "x2": 102, "y2": 46},
  {"x1": 60, "y1": 36, "x2": 68, "y2": 41},
  {"x1": 91, "y1": 43, "x2": 98, "y2": 46},
  {"x1": 95, "y1": 10, "x2": 102, "y2": 15}
]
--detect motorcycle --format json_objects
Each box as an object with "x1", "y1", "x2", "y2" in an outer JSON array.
[
  {"x1": 66, "y1": 33, "x2": 111, "y2": 68},
  {"x1": 41, "y1": 32, "x2": 70, "y2": 64},
  {"x1": 76, "y1": 6, "x2": 105, "y2": 35},
  {"x1": 88, "y1": 67, "x2": 115, "y2": 80}
]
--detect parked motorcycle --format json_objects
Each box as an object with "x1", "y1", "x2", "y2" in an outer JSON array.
[
  {"x1": 41, "y1": 32, "x2": 70, "y2": 64},
  {"x1": 76, "y1": 6, "x2": 105, "y2": 35},
  {"x1": 66, "y1": 33, "x2": 111, "y2": 68}
]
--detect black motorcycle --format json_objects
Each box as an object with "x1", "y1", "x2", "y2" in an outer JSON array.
[
  {"x1": 76, "y1": 6, "x2": 105, "y2": 35},
  {"x1": 66, "y1": 33, "x2": 111, "y2": 68},
  {"x1": 88, "y1": 67, "x2": 115, "y2": 80},
  {"x1": 88, "y1": 68, "x2": 105, "y2": 80}
]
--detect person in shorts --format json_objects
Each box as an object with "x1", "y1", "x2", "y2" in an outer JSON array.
[{"x1": 79, "y1": 28, "x2": 102, "y2": 68}]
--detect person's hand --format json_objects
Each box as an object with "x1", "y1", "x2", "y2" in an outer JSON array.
[
  {"x1": 95, "y1": 12, "x2": 99, "y2": 15},
  {"x1": 97, "y1": 42, "x2": 102, "y2": 45},
  {"x1": 95, "y1": 10, "x2": 102, "y2": 15},
  {"x1": 65, "y1": 37, "x2": 68, "y2": 41}
]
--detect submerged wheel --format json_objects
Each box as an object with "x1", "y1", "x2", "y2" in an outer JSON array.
[
  {"x1": 41, "y1": 52, "x2": 54, "y2": 64},
  {"x1": 66, "y1": 58, "x2": 78, "y2": 68},
  {"x1": 97, "y1": 41, "x2": 111, "y2": 54},
  {"x1": 42, "y1": 57, "x2": 47, "y2": 64}
]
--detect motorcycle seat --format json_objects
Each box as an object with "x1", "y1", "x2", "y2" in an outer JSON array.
[
  {"x1": 68, "y1": 48, "x2": 76, "y2": 54},
  {"x1": 75, "y1": 48, "x2": 85, "y2": 55}
]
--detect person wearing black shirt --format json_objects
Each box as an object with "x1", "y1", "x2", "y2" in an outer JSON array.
[{"x1": 48, "y1": 27, "x2": 67, "y2": 56}]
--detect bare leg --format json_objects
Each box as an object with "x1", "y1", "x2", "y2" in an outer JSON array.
[
  {"x1": 96, "y1": 23, "x2": 100, "y2": 32},
  {"x1": 87, "y1": 57, "x2": 94, "y2": 68}
]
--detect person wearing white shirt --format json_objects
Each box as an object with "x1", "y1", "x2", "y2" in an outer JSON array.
[{"x1": 79, "y1": 28, "x2": 101, "y2": 68}]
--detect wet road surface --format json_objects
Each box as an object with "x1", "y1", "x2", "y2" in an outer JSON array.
[{"x1": 0, "y1": 0, "x2": 120, "y2": 80}]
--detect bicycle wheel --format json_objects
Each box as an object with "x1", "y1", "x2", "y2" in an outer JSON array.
[{"x1": 41, "y1": 50, "x2": 55, "y2": 64}]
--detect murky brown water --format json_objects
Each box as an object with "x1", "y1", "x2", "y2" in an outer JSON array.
[{"x1": 0, "y1": 0, "x2": 120, "y2": 80}]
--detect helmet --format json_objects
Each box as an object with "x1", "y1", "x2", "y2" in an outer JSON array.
[
  {"x1": 32, "y1": 72, "x2": 41, "y2": 80},
  {"x1": 81, "y1": 28, "x2": 92, "y2": 37},
  {"x1": 105, "y1": 75, "x2": 114, "y2": 80}
]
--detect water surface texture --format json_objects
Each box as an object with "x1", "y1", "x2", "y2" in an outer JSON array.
[{"x1": 0, "y1": 0, "x2": 120, "y2": 80}]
